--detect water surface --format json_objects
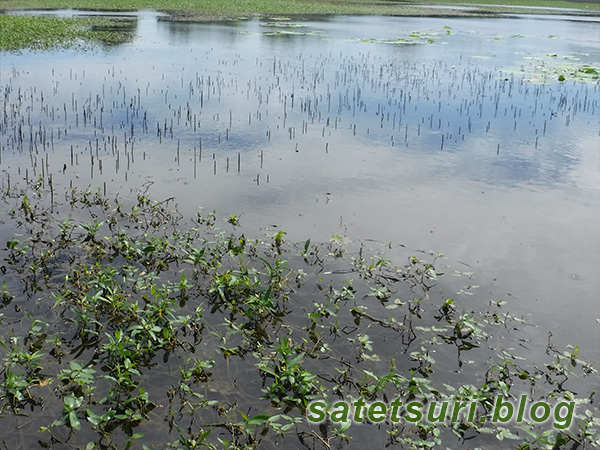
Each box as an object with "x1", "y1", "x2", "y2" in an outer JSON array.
[{"x1": 1, "y1": 11, "x2": 599, "y2": 372}]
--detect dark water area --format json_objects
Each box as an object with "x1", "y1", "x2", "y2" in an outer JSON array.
[{"x1": 0, "y1": 11, "x2": 599, "y2": 448}]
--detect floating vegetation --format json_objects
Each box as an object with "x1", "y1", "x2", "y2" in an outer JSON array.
[
  {"x1": 260, "y1": 22, "x2": 308, "y2": 28},
  {"x1": 504, "y1": 52, "x2": 600, "y2": 83},
  {"x1": 358, "y1": 29, "x2": 443, "y2": 46},
  {"x1": 263, "y1": 30, "x2": 324, "y2": 36},
  {"x1": 0, "y1": 180, "x2": 598, "y2": 449},
  {"x1": 358, "y1": 38, "x2": 423, "y2": 45}
]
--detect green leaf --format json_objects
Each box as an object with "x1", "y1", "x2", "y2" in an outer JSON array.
[
  {"x1": 69, "y1": 410, "x2": 81, "y2": 430},
  {"x1": 64, "y1": 396, "x2": 76, "y2": 409},
  {"x1": 247, "y1": 413, "x2": 270, "y2": 425},
  {"x1": 339, "y1": 421, "x2": 351, "y2": 433},
  {"x1": 287, "y1": 352, "x2": 305, "y2": 368},
  {"x1": 304, "y1": 239, "x2": 311, "y2": 253}
]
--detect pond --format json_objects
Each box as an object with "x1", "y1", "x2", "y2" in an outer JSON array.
[{"x1": 0, "y1": 10, "x2": 599, "y2": 450}]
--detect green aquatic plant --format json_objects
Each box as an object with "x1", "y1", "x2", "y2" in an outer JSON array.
[
  {"x1": 258, "y1": 337, "x2": 320, "y2": 407},
  {"x1": 0, "y1": 181, "x2": 597, "y2": 449}
]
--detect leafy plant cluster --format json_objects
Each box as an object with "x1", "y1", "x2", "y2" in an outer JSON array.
[{"x1": 0, "y1": 179, "x2": 597, "y2": 449}]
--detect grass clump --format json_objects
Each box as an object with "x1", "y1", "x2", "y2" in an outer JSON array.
[
  {"x1": 0, "y1": 15, "x2": 134, "y2": 51},
  {"x1": 0, "y1": 16, "x2": 85, "y2": 50}
]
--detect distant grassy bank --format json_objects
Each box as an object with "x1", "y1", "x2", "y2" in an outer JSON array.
[
  {"x1": 1, "y1": 0, "x2": 599, "y2": 16},
  {"x1": 0, "y1": 0, "x2": 598, "y2": 50}
]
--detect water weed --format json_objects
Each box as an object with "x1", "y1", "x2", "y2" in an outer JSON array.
[{"x1": 1, "y1": 181, "x2": 596, "y2": 448}]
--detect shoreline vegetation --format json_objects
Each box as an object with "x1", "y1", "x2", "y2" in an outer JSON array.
[
  {"x1": 0, "y1": 0, "x2": 599, "y2": 50},
  {"x1": 0, "y1": 15, "x2": 136, "y2": 50}
]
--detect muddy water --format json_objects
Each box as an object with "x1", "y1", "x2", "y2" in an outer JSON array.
[{"x1": 1, "y1": 11, "x2": 599, "y2": 365}]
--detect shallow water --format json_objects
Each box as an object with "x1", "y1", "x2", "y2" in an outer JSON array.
[{"x1": 1, "y1": 11, "x2": 599, "y2": 371}]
